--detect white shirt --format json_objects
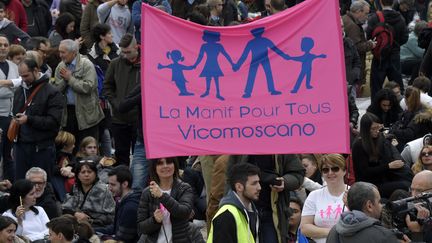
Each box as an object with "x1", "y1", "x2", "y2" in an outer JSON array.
[
  {"x1": 2, "y1": 206, "x2": 49, "y2": 241},
  {"x1": 157, "y1": 189, "x2": 173, "y2": 243},
  {"x1": 302, "y1": 186, "x2": 346, "y2": 243}
]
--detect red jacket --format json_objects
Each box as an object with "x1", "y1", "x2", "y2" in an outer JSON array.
[{"x1": 5, "y1": 0, "x2": 27, "y2": 32}]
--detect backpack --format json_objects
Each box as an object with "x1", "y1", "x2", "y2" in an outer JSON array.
[
  {"x1": 371, "y1": 11, "x2": 394, "y2": 60},
  {"x1": 418, "y1": 25, "x2": 432, "y2": 49},
  {"x1": 94, "y1": 64, "x2": 105, "y2": 99}
]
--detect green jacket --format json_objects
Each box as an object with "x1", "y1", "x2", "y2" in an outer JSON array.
[
  {"x1": 103, "y1": 56, "x2": 140, "y2": 125},
  {"x1": 52, "y1": 54, "x2": 104, "y2": 130}
]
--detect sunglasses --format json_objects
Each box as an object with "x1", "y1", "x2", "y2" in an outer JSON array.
[
  {"x1": 321, "y1": 166, "x2": 340, "y2": 174},
  {"x1": 421, "y1": 152, "x2": 431, "y2": 157}
]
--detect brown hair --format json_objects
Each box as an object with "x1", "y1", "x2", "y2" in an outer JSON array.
[
  {"x1": 149, "y1": 157, "x2": 180, "y2": 183},
  {"x1": 7, "y1": 44, "x2": 26, "y2": 59},
  {"x1": 319, "y1": 154, "x2": 346, "y2": 172}
]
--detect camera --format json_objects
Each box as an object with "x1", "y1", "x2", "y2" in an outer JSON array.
[{"x1": 387, "y1": 192, "x2": 432, "y2": 235}]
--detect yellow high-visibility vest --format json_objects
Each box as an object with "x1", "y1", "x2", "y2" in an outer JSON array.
[{"x1": 207, "y1": 204, "x2": 255, "y2": 243}]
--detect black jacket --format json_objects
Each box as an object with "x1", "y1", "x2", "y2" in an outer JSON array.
[
  {"x1": 12, "y1": 74, "x2": 64, "y2": 146},
  {"x1": 344, "y1": 37, "x2": 361, "y2": 85},
  {"x1": 137, "y1": 179, "x2": 196, "y2": 243},
  {"x1": 24, "y1": 0, "x2": 52, "y2": 37},
  {"x1": 37, "y1": 184, "x2": 61, "y2": 219},
  {"x1": 366, "y1": 9, "x2": 409, "y2": 53}
]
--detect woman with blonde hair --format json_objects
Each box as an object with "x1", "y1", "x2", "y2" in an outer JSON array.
[
  {"x1": 53, "y1": 131, "x2": 76, "y2": 201},
  {"x1": 300, "y1": 154, "x2": 348, "y2": 243},
  {"x1": 412, "y1": 145, "x2": 432, "y2": 174}
]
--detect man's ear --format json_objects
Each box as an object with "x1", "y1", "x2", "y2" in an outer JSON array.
[
  {"x1": 234, "y1": 182, "x2": 244, "y2": 193},
  {"x1": 121, "y1": 181, "x2": 129, "y2": 189}
]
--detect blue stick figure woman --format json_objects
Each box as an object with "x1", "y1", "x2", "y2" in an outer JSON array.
[
  {"x1": 191, "y1": 30, "x2": 235, "y2": 101},
  {"x1": 289, "y1": 37, "x2": 327, "y2": 94},
  {"x1": 158, "y1": 50, "x2": 194, "y2": 96}
]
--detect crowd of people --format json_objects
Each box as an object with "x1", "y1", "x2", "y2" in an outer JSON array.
[{"x1": 0, "y1": 0, "x2": 430, "y2": 241}]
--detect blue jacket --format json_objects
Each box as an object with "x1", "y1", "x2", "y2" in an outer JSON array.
[
  {"x1": 132, "y1": 0, "x2": 172, "y2": 43},
  {"x1": 96, "y1": 190, "x2": 141, "y2": 243}
]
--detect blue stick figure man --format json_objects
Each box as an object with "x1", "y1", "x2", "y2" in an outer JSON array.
[
  {"x1": 158, "y1": 50, "x2": 194, "y2": 96},
  {"x1": 289, "y1": 37, "x2": 327, "y2": 94},
  {"x1": 234, "y1": 27, "x2": 290, "y2": 98},
  {"x1": 191, "y1": 30, "x2": 235, "y2": 101}
]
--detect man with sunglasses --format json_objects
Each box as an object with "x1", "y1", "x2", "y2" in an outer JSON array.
[
  {"x1": 327, "y1": 182, "x2": 409, "y2": 243},
  {"x1": 405, "y1": 170, "x2": 432, "y2": 242}
]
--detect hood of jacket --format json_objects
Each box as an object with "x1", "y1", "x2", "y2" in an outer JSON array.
[
  {"x1": 119, "y1": 190, "x2": 141, "y2": 206},
  {"x1": 0, "y1": 18, "x2": 12, "y2": 29},
  {"x1": 335, "y1": 210, "x2": 380, "y2": 236},
  {"x1": 219, "y1": 189, "x2": 258, "y2": 216}
]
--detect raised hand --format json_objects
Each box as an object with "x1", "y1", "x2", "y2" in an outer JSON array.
[
  {"x1": 319, "y1": 54, "x2": 327, "y2": 58},
  {"x1": 157, "y1": 63, "x2": 163, "y2": 69}
]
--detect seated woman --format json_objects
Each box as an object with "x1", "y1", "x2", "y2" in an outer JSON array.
[
  {"x1": 391, "y1": 86, "x2": 425, "y2": 150},
  {"x1": 52, "y1": 131, "x2": 76, "y2": 202},
  {"x1": 137, "y1": 157, "x2": 203, "y2": 243},
  {"x1": 300, "y1": 154, "x2": 348, "y2": 243},
  {"x1": 0, "y1": 215, "x2": 26, "y2": 243},
  {"x1": 367, "y1": 88, "x2": 402, "y2": 128},
  {"x1": 411, "y1": 145, "x2": 432, "y2": 174},
  {"x1": 352, "y1": 113, "x2": 413, "y2": 198},
  {"x1": 2, "y1": 180, "x2": 49, "y2": 242},
  {"x1": 62, "y1": 160, "x2": 115, "y2": 228}
]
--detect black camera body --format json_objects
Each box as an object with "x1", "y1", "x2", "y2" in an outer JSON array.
[{"x1": 387, "y1": 192, "x2": 432, "y2": 234}]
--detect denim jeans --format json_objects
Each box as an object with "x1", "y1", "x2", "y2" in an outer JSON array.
[{"x1": 130, "y1": 140, "x2": 149, "y2": 191}]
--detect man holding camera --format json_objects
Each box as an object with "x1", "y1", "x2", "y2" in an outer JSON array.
[
  {"x1": 327, "y1": 182, "x2": 409, "y2": 243},
  {"x1": 405, "y1": 170, "x2": 432, "y2": 242}
]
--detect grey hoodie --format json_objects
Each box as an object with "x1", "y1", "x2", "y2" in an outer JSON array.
[
  {"x1": 0, "y1": 18, "x2": 30, "y2": 44},
  {"x1": 327, "y1": 210, "x2": 399, "y2": 243}
]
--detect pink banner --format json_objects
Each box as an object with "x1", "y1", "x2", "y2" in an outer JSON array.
[{"x1": 141, "y1": 0, "x2": 350, "y2": 158}]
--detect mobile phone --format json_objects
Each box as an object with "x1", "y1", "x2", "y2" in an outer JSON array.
[{"x1": 272, "y1": 178, "x2": 282, "y2": 186}]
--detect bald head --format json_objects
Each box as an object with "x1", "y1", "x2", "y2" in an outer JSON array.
[{"x1": 411, "y1": 170, "x2": 432, "y2": 196}]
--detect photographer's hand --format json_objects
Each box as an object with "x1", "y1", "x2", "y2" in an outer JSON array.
[
  {"x1": 415, "y1": 204, "x2": 430, "y2": 220},
  {"x1": 405, "y1": 214, "x2": 422, "y2": 233},
  {"x1": 400, "y1": 234, "x2": 411, "y2": 243}
]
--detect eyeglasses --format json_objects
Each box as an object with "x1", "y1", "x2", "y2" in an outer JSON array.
[
  {"x1": 421, "y1": 152, "x2": 431, "y2": 157},
  {"x1": 321, "y1": 166, "x2": 340, "y2": 174},
  {"x1": 32, "y1": 181, "x2": 46, "y2": 186}
]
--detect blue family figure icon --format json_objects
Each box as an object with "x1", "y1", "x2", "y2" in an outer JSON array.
[
  {"x1": 158, "y1": 50, "x2": 194, "y2": 96},
  {"x1": 234, "y1": 27, "x2": 290, "y2": 98},
  {"x1": 289, "y1": 37, "x2": 327, "y2": 94},
  {"x1": 191, "y1": 30, "x2": 234, "y2": 101}
]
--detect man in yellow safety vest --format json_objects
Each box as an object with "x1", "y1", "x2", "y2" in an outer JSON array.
[{"x1": 207, "y1": 163, "x2": 261, "y2": 243}]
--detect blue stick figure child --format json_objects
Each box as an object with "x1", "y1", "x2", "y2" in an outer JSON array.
[
  {"x1": 191, "y1": 30, "x2": 234, "y2": 101},
  {"x1": 289, "y1": 37, "x2": 327, "y2": 94},
  {"x1": 158, "y1": 50, "x2": 194, "y2": 96}
]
